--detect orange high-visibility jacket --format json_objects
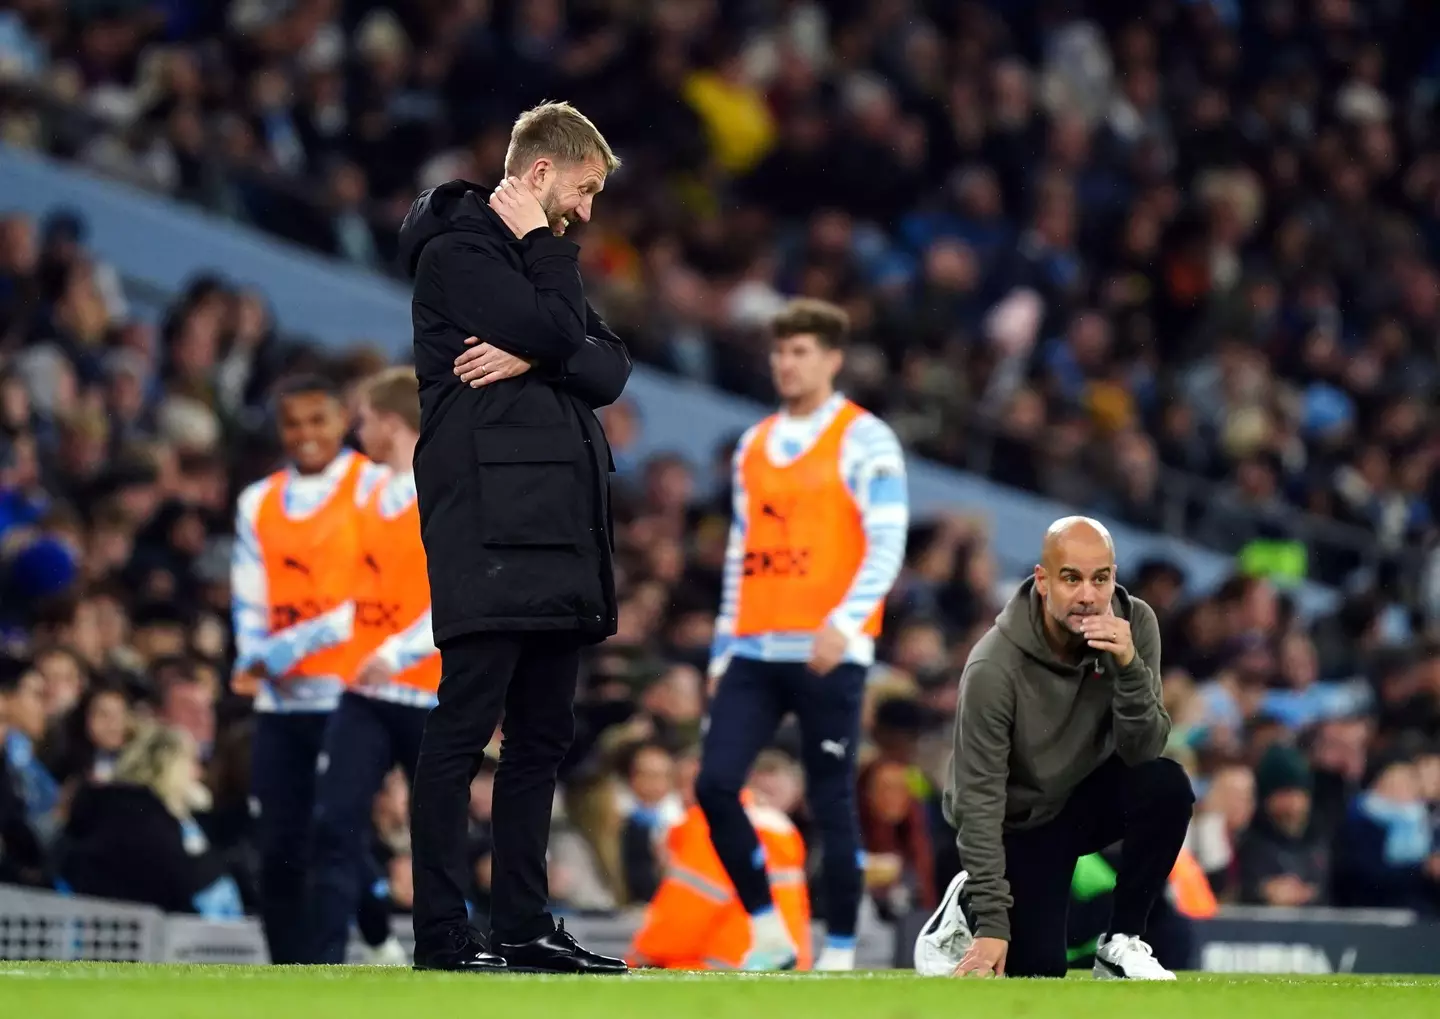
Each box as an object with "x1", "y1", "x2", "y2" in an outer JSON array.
[
  {"x1": 629, "y1": 795, "x2": 812, "y2": 970},
  {"x1": 1170, "y1": 846, "x2": 1218, "y2": 918}
]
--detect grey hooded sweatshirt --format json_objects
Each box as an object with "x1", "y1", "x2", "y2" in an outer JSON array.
[{"x1": 943, "y1": 577, "x2": 1170, "y2": 940}]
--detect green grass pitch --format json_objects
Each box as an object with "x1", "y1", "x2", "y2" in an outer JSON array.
[{"x1": 1, "y1": 965, "x2": 1436, "y2": 1019}]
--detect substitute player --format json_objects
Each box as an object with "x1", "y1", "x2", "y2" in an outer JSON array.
[
  {"x1": 931, "y1": 517, "x2": 1191, "y2": 980},
  {"x1": 309, "y1": 367, "x2": 442, "y2": 965},
  {"x1": 697, "y1": 298, "x2": 908, "y2": 971},
  {"x1": 231, "y1": 374, "x2": 387, "y2": 964}
]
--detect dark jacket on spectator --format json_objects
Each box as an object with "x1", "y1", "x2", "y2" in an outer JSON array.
[
  {"x1": 620, "y1": 814, "x2": 661, "y2": 905},
  {"x1": 0, "y1": 750, "x2": 46, "y2": 887},
  {"x1": 58, "y1": 783, "x2": 230, "y2": 915},
  {"x1": 1332, "y1": 802, "x2": 1440, "y2": 914},
  {"x1": 397, "y1": 180, "x2": 632, "y2": 643},
  {"x1": 1235, "y1": 814, "x2": 1331, "y2": 906}
]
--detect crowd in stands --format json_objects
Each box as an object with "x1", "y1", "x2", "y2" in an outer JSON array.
[
  {"x1": 7, "y1": 0, "x2": 1440, "y2": 599},
  {"x1": 3, "y1": 0, "x2": 1440, "y2": 950}
]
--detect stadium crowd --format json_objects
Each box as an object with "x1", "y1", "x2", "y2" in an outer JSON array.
[
  {"x1": 7, "y1": 0, "x2": 1440, "y2": 598},
  {"x1": 2, "y1": 0, "x2": 1440, "y2": 960}
]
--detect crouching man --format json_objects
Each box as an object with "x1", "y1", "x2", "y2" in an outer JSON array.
[{"x1": 919, "y1": 517, "x2": 1193, "y2": 980}]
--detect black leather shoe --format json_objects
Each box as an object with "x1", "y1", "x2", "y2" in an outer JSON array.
[
  {"x1": 413, "y1": 928, "x2": 509, "y2": 972},
  {"x1": 497, "y1": 918, "x2": 628, "y2": 974}
]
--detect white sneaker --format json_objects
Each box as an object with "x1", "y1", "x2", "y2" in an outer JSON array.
[
  {"x1": 358, "y1": 936, "x2": 410, "y2": 967},
  {"x1": 741, "y1": 908, "x2": 798, "y2": 971},
  {"x1": 1093, "y1": 933, "x2": 1176, "y2": 980},
  {"x1": 814, "y1": 945, "x2": 855, "y2": 971},
  {"x1": 913, "y1": 870, "x2": 974, "y2": 976}
]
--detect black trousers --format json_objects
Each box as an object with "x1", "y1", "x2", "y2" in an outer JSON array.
[
  {"x1": 310, "y1": 692, "x2": 429, "y2": 964},
  {"x1": 694, "y1": 657, "x2": 868, "y2": 939},
  {"x1": 410, "y1": 631, "x2": 580, "y2": 949},
  {"x1": 250, "y1": 711, "x2": 328, "y2": 965},
  {"x1": 985, "y1": 755, "x2": 1195, "y2": 978}
]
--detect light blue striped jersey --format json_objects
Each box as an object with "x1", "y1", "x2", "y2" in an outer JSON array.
[
  {"x1": 711, "y1": 394, "x2": 908, "y2": 673},
  {"x1": 231, "y1": 450, "x2": 388, "y2": 714}
]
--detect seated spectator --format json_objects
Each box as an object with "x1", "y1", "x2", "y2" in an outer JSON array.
[
  {"x1": 372, "y1": 767, "x2": 413, "y2": 916},
  {"x1": 128, "y1": 601, "x2": 189, "y2": 664},
  {"x1": 1185, "y1": 761, "x2": 1255, "y2": 900},
  {"x1": 1303, "y1": 716, "x2": 1372, "y2": 846},
  {"x1": 618, "y1": 741, "x2": 682, "y2": 904},
  {"x1": 1333, "y1": 752, "x2": 1440, "y2": 913},
  {"x1": 154, "y1": 656, "x2": 217, "y2": 758},
  {"x1": 746, "y1": 746, "x2": 805, "y2": 821},
  {"x1": 869, "y1": 695, "x2": 928, "y2": 768},
  {"x1": 628, "y1": 750, "x2": 811, "y2": 971},
  {"x1": 59, "y1": 724, "x2": 243, "y2": 919},
  {"x1": 33, "y1": 645, "x2": 89, "y2": 724},
  {"x1": 0, "y1": 652, "x2": 60, "y2": 845},
  {"x1": 0, "y1": 656, "x2": 47, "y2": 886},
  {"x1": 1261, "y1": 632, "x2": 1373, "y2": 730},
  {"x1": 41, "y1": 677, "x2": 133, "y2": 788},
  {"x1": 857, "y1": 756, "x2": 936, "y2": 919},
  {"x1": 347, "y1": 768, "x2": 411, "y2": 965},
  {"x1": 1236, "y1": 745, "x2": 1329, "y2": 907},
  {"x1": 638, "y1": 664, "x2": 705, "y2": 751}
]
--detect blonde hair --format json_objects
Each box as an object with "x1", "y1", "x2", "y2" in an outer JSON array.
[
  {"x1": 115, "y1": 723, "x2": 197, "y2": 817},
  {"x1": 359, "y1": 366, "x2": 421, "y2": 433},
  {"x1": 504, "y1": 101, "x2": 620, "y2": 178}
]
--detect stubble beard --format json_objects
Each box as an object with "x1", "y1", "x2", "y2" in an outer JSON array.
[{"x1": 541, "y1": 192, "x2": 568, "y2": 235}]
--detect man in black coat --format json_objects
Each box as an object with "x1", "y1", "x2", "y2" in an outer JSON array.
[{"x1": 397, "y1": 101, "x2": 631, "y2": 974}]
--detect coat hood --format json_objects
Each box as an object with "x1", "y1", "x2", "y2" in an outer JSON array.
[
  {"x1": 397, "y1": 179, "x2": 506, "y2": 278},
  {"x1": 994, "y1": 575, "x2": 1139, "y2": 676}
]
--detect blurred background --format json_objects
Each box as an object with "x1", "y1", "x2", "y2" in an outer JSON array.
[{"x1": 2, "y1": 0, "x2": 1440, "y2": 972}]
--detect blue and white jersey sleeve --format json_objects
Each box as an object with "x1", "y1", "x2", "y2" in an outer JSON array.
[
  {"x1": 828, "y1": 413, "x2": 909, "y2": 639},
  {"x1": 258, "y1": 602, "x2": 355, "y2": 679},
  {"x1": 230, "y1": 479, "x2": 273, "y2": 674},
  {"x1": 375, "y1": 609, "x2": 439, "y2": 673},
  {"x1": 710, "y1": 423, "x2": 761, "y2": 679},
  {"x1": 231, "y1": 454, "x2": 365, "y2": 683}
]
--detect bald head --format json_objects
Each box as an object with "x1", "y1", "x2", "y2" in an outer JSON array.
[
  {"x1": 1041, "y1": 516, "x2": 1114, "y2": 567},
  {"x1": 1035, "y1": 516, "x2": 1117, "y2": 643}
]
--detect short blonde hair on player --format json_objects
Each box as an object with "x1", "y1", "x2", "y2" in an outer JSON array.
[{"x1": 359, "y1": 366, "x2": 421, "y2": 433}]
